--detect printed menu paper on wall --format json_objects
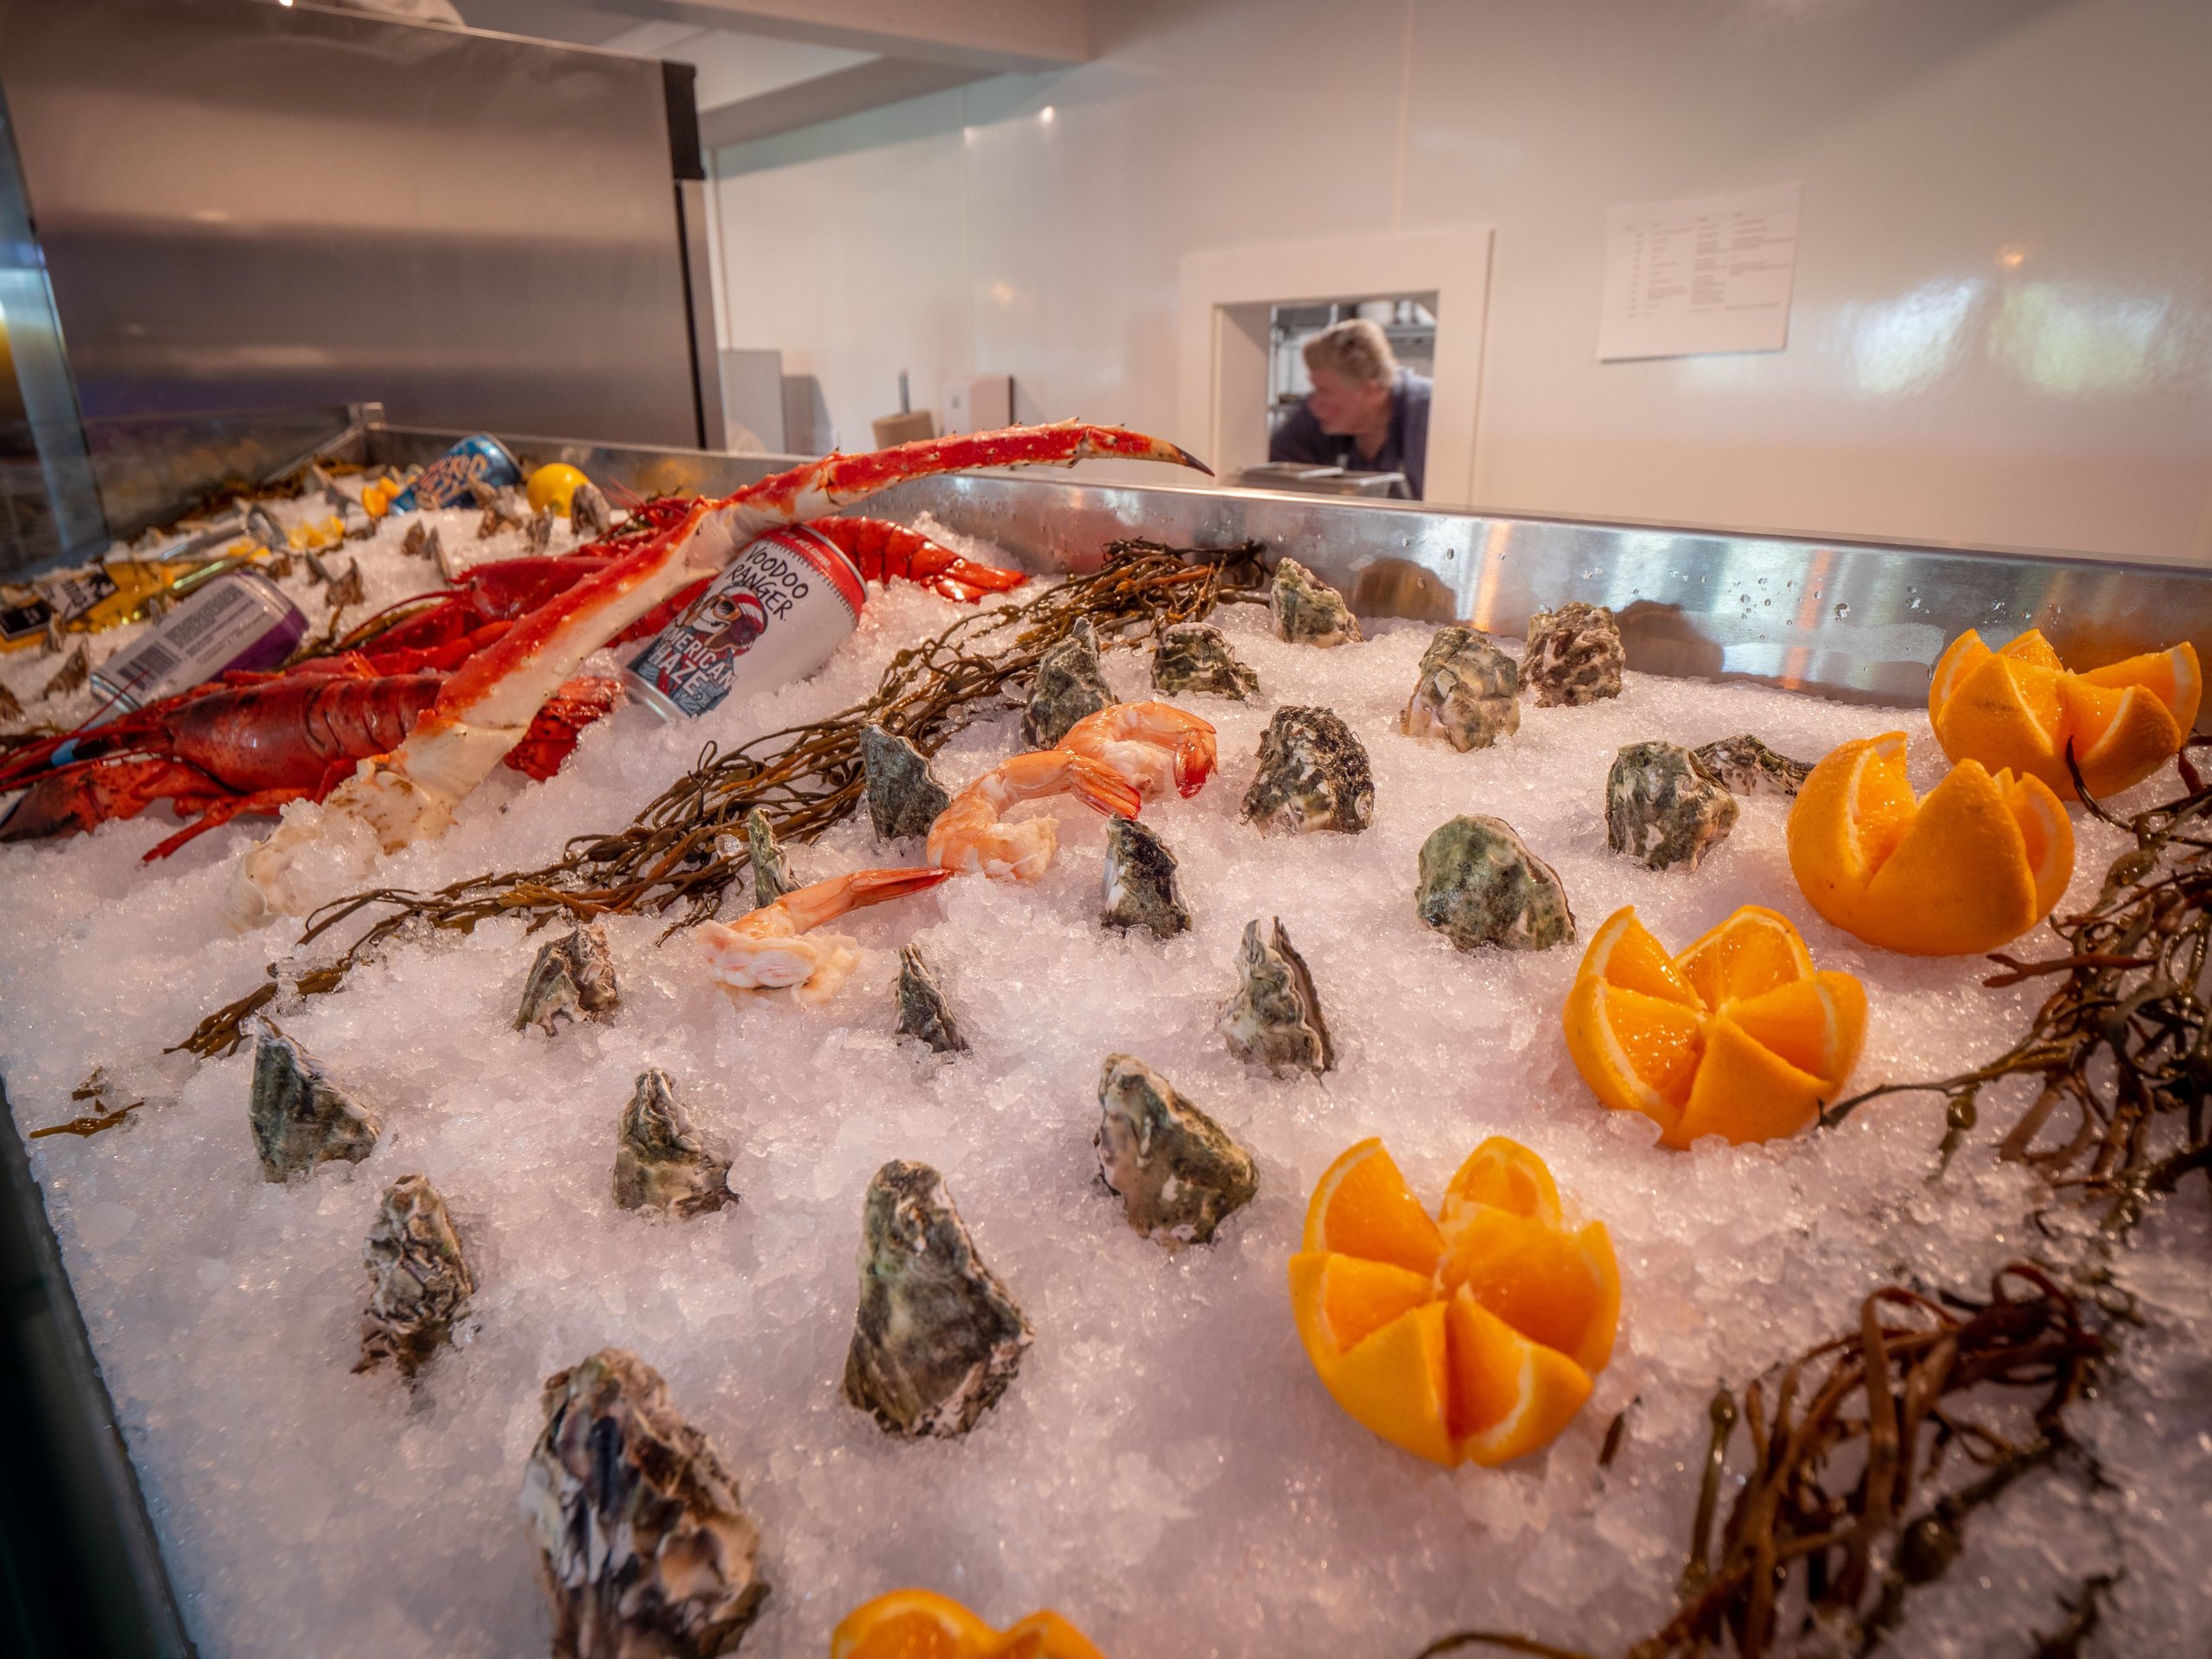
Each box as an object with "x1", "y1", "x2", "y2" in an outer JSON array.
[{"x1": 1598, "y1": 183, "x2": 1801, "y2": 361}]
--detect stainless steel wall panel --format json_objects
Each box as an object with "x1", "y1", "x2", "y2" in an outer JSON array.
[{"x1": 0, "y1": 0, "x2": 702, "y2": 448}]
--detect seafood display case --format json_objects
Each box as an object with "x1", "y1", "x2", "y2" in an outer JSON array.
[{"x1": 3, "y1": 407, "x2": 2209, "y2": 1658}]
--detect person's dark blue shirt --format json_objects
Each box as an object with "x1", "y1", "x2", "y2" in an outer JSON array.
[{"x1": 1268, "y1": 369, "x2": 1432, "y2": 499}]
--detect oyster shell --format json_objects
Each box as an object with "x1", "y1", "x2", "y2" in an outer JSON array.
[
  {"x1": 400, "y1": 519, "x2": 439, "y2": 562},
  {"x1": 514, "y1": 925, "x2": 620, "y2": 1033},
  {"x1": 613, "y1": 1070, "x2": 734, "y2": 1218},
  {"x1": 1523, "y1": 601, "x2": 1626, "y2": 706},
  {"x1": 1150, "y1": 621, "x2": 1260, "y2": 700},
  {"x1": 1094, "y1": 1055, "x2": 1257, "y2": 1247},
  {"x1": 859, "y1": 723, "x2": 951, "y2": 841},
  {"x1": 1242, "y1": 706, "x2": 1375, "y2": 835},
  {"x1": 1020, "y1": 616, "x2": 1116, "y2": 747},
  {"x1": 1219, "y1": 918, "x2": 1335, "y2": 1076},
  {"x1": 250, "y1": 1027, "x2": 380, "y2": 1181},
  {"x1": 1100, "y1": 817, "x2": 1191, "y2": 938},
  {"x1": 1606, "y1": 741, "x2": 1739, "y2": 872},
  {"x1": 894, "y1": 944, "x2": 969, "y2": 1054},
  {"x1": 1270, "y1": 556, "x2": 1363, "y2": 646},
  {"x1": 569, "y1": 480, "x2": 614, "y2": 538},
  {"x1": 355, "y1": 1173, "x2": 473, "y2": 1377},
  {"x1": 1416, "y1": 815, "x2": 1574, "y2": 951},
  {"x1": 744, "y1": 807, "x2": 794, "y2": 906},
  {"x1": 1401, "y1": 626, "x2": 1521, "y2": 751},
  {"x1": 842, "y1": 1160, "x2": 1031, "y2": 1438},
  {"x1": 521, "y1": 1348, "x2": 769, "y2": 1659},
  {"x1": 1692, "y1": 734, "x2": 1814, "y2": 798},
  {"x1": 524, "y1": 506, "x2": 556, "y2": 552}
]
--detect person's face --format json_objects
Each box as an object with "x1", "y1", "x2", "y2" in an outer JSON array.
[{"x1": 1306, "y1": 365, "x2": 1391, "y2": 435}]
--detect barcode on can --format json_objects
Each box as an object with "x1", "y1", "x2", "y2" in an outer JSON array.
[{"x1": 89, "y1": 575, "x2": 307, "y2": 713}]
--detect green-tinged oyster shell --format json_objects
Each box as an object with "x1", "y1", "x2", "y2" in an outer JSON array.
[
  {"x1": 1692, "y1": 734, "x2": 1814, "y2": 797},
  {"x1": 895, "y1": 944, "x2": 969, "y2": 1054},
  {"x1": 1271, "y1": 556, "x2": 1363, "y2": 646},
  {"x1": 1607, "y1": 741, "x2": 1739, "y2": 872},
  {"x1": 1401, "y1": 626, "x2": 1521, "y2": 751},
  {"x1": 1095, "y1": 1055, "x2": 1256, "y2": 1247},
  {"x1": 1151, "y1": 622, "x2": 1259, "y2": 699},
  {"x1": 250, "y1": 1027, "x2": 380, "y2": 1181},
  {"x1": 1219, "y1": 918, "x2": 1335, "y2": 1076},
  {"x1": 1243, "y1": 706, "x2": 1375, "y2": 834},
  {"x1": 522, "y1": 1348, "x2": 769, "y2": 1659},
  {"x1": 515, "y1": 924, "x2": 620, "y2": 1033},
  {"x1": 1523, "y1": 601, "x2": 1625, "y2": 706},
  {"x1": 1416, "y1": 815, "x2": 1574, "y2": 951},
  {"x1": 843, "y1": 1161, "x2": 1031, "y2": 1438},
  {"x1": 859, "y1": 724, "x2": 951, "y2": 841},
  {"x1": 355, "y1": 1174, "x2": 473, "y2": 1378},
  {"x1": 1020, "y1": 617, "x2": 1116, "y2": 747},
  {"x1": 745, "y1": 807, "x2": 794, "y2": 906},
  {"x1": 1101, "y1": 817, "x2": 1191, "y2": 938},
  {"x1": 613, "y1": 1071, "x2": 734, "y2": 1218}
]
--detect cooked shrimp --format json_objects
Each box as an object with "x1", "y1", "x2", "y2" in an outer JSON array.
[
  {"x1": 1058, "y1": 701, "x2": 1217, "y2": 800},
  {"x1": 698, "y1": 866, "x2": 950, "y2": 1005},
  {"x1": 925, "y1": 749, "x2": 1142, "y2": 883}
]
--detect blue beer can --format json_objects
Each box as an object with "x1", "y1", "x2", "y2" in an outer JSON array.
[{"x1": 391, "y1": 434, "x2": 523, "y2": 512}]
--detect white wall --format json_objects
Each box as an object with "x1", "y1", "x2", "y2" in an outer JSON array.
[{"x1": 711, "y1": 0, "x2": 2212, "y2": 565}]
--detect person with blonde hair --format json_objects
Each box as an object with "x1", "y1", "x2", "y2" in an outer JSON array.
[{"x1": 1268, "y1": 316, "x2": 1433, "y2": 498}]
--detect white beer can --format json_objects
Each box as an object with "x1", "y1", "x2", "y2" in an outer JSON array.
[{"x1": 623, "y1": 523, "x2": 868, "y2": 719}]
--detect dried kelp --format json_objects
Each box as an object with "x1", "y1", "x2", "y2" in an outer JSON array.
[{"x1": 178, "y1": 539, "x2": 1252, "y2": 1058}]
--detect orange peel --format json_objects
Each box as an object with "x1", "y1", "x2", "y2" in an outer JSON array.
[
  {"x1": 1787, "y1": 733, "x2": 2072, "y2": 957},
  {"x1": 1929, "y1": 628, "x2": 2198, "y2": 800},
  {"x1": 1288, "y1": 1136, "x2": 1618, "y2": 1468},
  {"x1": 831, "y1": 1589, "x2": 1107, "y2": 1659},
  {"x1": 1562, "y1": 904, "x2": 1866, "y2": 1147}
]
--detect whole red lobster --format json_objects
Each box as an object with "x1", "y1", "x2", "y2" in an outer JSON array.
[{"x1": 0, "y1": 512, "x2": 1020, "y2": 860}]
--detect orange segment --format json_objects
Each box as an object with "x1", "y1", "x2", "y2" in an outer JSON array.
[
  {"x1": 1302, "y1": 1139, "x2": 1444, "y2": 1274},
  {"x1": 1575, "y1": 906, "x2": 1700, "y2": 1007},
  {"x1": 1675, "y1": 905, "x2": 1814, "y2": 1007},
  {"x1": 1441, "y1": 1136, "x2": 1563, "y2": 1226},
  {"x1": 1788, "y1": 734, "x2": 2073, "y2": 956},
  {"x1": 834, "y1": 1592, "x2": 1108, "y2": 1659},
  {"x1": 1931, "y1": 629, "x2": 2197, "y2": 798},
  {"x1": 1000, "y1": 1615, "x2": 1109, "y2": 1659},
  {"x1": 1563, "y1": 902, "x2": 1867, "y2": 1147},
  {"x1": 1287, "y1": 1138, "x2": 1619, "y2": 1469}
]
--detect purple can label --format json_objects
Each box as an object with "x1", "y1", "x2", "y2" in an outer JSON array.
[
  {"x1": 392, "y1": 434, "x2": 522, "y2": 512},
  {"x1": 89, "y1": 573, "x2": 308, "y2": 715},
  {"x1": 626, "y1": 524, "x2": 867, "y2": 718}
]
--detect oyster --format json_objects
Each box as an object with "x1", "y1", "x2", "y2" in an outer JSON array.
[
  {"x1": 400, "y1": 519, "x2": 439, "y2": 562},
  {"x1": 1242, "y1": 706, "x2": 1375, "y2": 835},
  {"x1": 613, "y1": 1070, "x2": 734, "y2": 1218},
  {"x1": 842, "y1": 1160, "x2": 1031, "y2": 1438},
  {"x1": 1606, "y1": 741, "x2": 1739, "y2": 872},
  {"x1": 250, "y1": 1027, "x2": 380, "y2": 1181},
  {"x1": 1523, "y1": 601, "x2": 1626, "y2": 707},
  {"x1": 860, "y1": 723, "x2": 951, "y2": 841},
  {"x1": 1150, "y1": 621, "x2": 1260, "y2": 700},
  {"x1": 522, "y1": 1348, "x2": 769, "y2": 1659},
  {"x1": 744, "y1": 806, "x2": 794, "y2": 906},
  {"x1": 1020, "y1": 616, "x2": 1116, "y2": 747},
  {"x1": 1271, "y1": 556, "x2": 1363, "y2": 646},
  {"x1": 1401, "y1": 626, "x2": 1521, "y2": 751},
  {"x1": 569, "y1": 480, "x2": 614, "y2": 538},
  {"x1": 1416, "y1": 815, "x2": 1575, "y2": 951},
  {"x1": 1094, "y1": 1055, "x2": 1257, "y2": 1247},
  {"x1": 1692, "y1": 734, "x2": 1814, "y2": 798},
  {"x1": 894, "y1": 944, "x2": 969, "y2": 1054},
  {"x1": 355, "y1": 1173, "x2": 473, "y2": 1377},
  {"x1": 1100, "y1": 817, "x2": 1191, "y2": 938},
  {"x1": 1219, "y1": 918, "x2": 1335, "y2": 1077},
  {"x1": 514, "y1": 925, "x2": 620, "y2": 1033},
  {"x1": 524, "y1": 507, "x2": 556, "y2": 552}
]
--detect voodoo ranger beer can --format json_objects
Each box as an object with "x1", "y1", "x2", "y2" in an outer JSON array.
[
  {"x1": 391, "y1": 434, "x2": 524, "y2": 512},
  {"x1": 624, "y1": 524, "x2": 867, "y2": 719},
  {"x1": 86, "y1": 572, "x2": 308, "y2": 717}
]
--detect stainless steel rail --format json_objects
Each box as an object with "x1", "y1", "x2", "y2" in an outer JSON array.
[{"x1": 366, "y1": 422, "x2": 2212, "y2": 713}]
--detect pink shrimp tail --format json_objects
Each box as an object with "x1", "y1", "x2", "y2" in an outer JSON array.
[
  {"x1": 774, "y1": 864, "x2": 953, "y2": 931},
  {"x1": 1065, "y1": 754, "x2": 1144, "y2": 820},
  {"x1": 1173, "y1": 734, "x2": 1217, "y2": 798}
]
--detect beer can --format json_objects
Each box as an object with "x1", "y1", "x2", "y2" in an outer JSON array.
[
  {"x1": 391, "y1": 434, "x2": 523, "y2": 512},
  {"x1": 86, "y1": 573, "x2": 308, "y2": 717},
  {"x1": 624, "y1": 524, "x2": 867, "y2": 719}
]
